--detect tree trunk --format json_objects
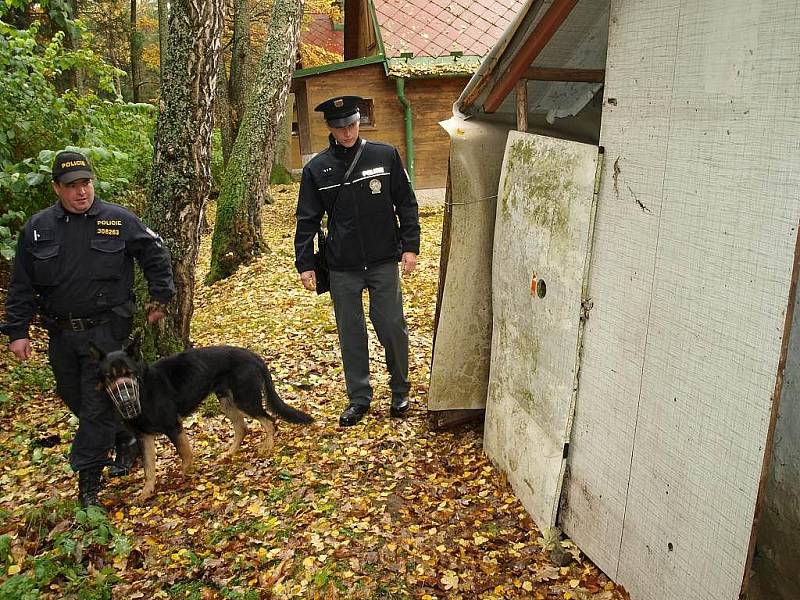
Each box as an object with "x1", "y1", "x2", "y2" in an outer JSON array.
[
  {"x1": 65, "y1": 0, "x2": 84, "y2": 92},
  {"x1": 216, "y1": 56, "x2": 235, "y2": 167},
  {"x1": 217, "y1": 0, "x2": 250, "y2": 166},
  {"x1": 206, "y1": 0, "x2": 304, "y2": 283},
  {"x1": 228, "y1": 0, "x2": 250, "y2": 138},
  {"x1": 146, "y1": 0, "x2": 223, "y2": 351},
  {"x1": 269, "y1": 92, "x2": 294, "y2": 185},
  {"x1": 157, "y1": 0, "x2": 168, "y2": 82},
  {"x1": 129, "y1": 0, "x2": 141, "y2": 102}
]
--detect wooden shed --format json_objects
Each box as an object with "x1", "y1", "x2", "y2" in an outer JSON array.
[
  {"x1": 428, "y1": 1, "x2": 800, "y2": 599},
  {"x1": 290, "y1": 0, "x2": 524, "y2": 189}
]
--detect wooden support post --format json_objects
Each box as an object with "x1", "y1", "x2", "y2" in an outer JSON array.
[{"x1": 516, "y1": 79, "x2": 528, "y2": 132}]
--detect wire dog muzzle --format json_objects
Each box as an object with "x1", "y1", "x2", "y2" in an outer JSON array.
[{"x1": 105, "y1": 377, "x2": 141, "y2": 420}]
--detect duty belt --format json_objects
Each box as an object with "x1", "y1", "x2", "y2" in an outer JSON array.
[{"x1": 48, "y1": 314, "x2": 111, "y2": 332}]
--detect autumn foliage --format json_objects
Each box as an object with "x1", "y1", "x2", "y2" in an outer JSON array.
[{"x1": 0, "y1": 186, "x2": 628, "y2": 599}]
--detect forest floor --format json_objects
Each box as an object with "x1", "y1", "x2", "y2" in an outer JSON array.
[{"x1": 0, "y1": 184, "x2": 629, "y2": 599}]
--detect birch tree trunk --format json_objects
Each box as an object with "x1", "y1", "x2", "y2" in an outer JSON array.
[
  {"x1": 206, "y1": 0, "x2": 304, "y2": 283},
  {"x1": 145, "y1": 0, "x2": 223, "y2": 351}
]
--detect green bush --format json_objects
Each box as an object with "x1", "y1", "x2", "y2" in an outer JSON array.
[
  {"x1": 0, "y1": 209, "x2": 25, "y2": 260},
  {"x1": 0, "y1": 18, "x2": 157, "y2": 255}
]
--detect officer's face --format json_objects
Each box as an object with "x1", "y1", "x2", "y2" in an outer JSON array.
[
  {"x1": 53, "y1": 178, "x2": 95, "y2": 214},
  {"x1": 329, "y1": 121, "x2": 360, "y2": 148}
]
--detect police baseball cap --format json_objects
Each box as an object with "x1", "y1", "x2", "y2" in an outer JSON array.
[
  {"x1": 315, "y1": 96, "x2": 362, "y2": 128},
  {"x1": 52, "y1": 151, "x2": 94, "y2": 183}
]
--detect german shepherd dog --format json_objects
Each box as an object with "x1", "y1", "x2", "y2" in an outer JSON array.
[{"x1": 90, "y1": 336, "x2": 313, "y2": 501}]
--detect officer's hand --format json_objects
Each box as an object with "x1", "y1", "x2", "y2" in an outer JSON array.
[
  {"x1": 300, "y1": 270, "x2": 316, "y2": 291},
  {"x1": 145, "y1": 301, "x2": 166, "y2": 324},
  {"x1": 401, "y1": 252, "x2": 418, "y2": 275},
  {"x1": 9, "y1": 338, "x2": 32, "y2": 361},
  {"x1": 147, "y1": 308, "x2": 165, "y2": 324}
]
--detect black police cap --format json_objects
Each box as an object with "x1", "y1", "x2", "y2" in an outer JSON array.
[
  {"x1": 314, "y1": 96, "x2": 362, "y2": 128},
  {"x1": 52, "y1": 151, "x2": 94, "y2": 183}
]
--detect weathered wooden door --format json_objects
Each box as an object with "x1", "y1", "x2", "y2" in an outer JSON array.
[{"x1": 484, "y1": 131, "x2": 600, "y2": 528}]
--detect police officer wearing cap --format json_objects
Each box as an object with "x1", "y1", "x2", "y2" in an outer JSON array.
[
  {"x1": 294, "y1": 96, "x2": 421, "y2": 427},
  {"x1": 2, "y1": 150, "x2": 175, "y2": 506}
]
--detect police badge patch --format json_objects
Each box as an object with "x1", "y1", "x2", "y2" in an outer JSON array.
[{"x1": 369, "y1": 178, "x2": 381, "y2": 195}]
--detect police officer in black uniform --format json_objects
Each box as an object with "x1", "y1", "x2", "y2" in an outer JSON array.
[
  {"x1": 294, "y1": 96, "x2": 420, "y2": 427},
  {"x1": 1, "y1": 151, "x2": 175, "y2": 506}
]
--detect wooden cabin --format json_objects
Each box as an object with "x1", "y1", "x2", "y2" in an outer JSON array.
[{"x1": 290, "y1": 0, "x2": 524, "y2": 190}]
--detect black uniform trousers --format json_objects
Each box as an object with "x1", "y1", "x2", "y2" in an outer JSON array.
[
  {"x1": 47, "y1": 321, "x2": 132, "y2": 472},
  {"x1": 329, "y1": 262, "x2": 409, "y2": 407}
]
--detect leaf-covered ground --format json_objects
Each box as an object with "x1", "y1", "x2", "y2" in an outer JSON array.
[{"x1": 0, "y1": 185, "x2": 629, "y2": 599}]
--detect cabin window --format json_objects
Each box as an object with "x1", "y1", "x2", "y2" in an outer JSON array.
[
  {"x1": 291, "y1": 103, "x2": 299, "y2": 136},
  {"x1": 358, "y1": 98, "x2": 375, "y2": 127}
]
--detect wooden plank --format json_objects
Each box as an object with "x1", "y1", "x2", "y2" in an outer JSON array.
[
  {"x1": 428, "y1": 118, "x2": 513, "y2": 411},
  {"x1": 618, "y1": 2, "x2": 800, "y2": 598},
  {"x1": 523, "y1": 67, "x2": 605, "y2": 82},
  {"x1": 428, "y1": 409, "x2": 485, "y2": 430},
  {"x1": 485, "y1": 131, "x2": 598, "y2": 529},
  {"x1": 748, "y1": 227, "x2": 800, "y2": 600},
  {"x1": 563, "y1": 1, "x2": 800, "y2": 599},
  {"x1": 560, "y1": 0, "x2": 679, "y2": 577}
]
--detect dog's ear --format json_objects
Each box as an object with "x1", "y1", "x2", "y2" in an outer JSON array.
[
  {"x1": 88, "y1": 342, "x2": 105, "y2": 362},
  {"x1": 125, "y1": 332, "x2": 142, "y2": 358}
]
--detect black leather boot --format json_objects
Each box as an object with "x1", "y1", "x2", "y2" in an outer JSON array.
[
  {"x1": 108, "y1": 437, "x2": 141, "y2": 477},
  {"x1": 339, "y1": 404, "x2": 369, "y2": 427},
  {"x1": 78, "y1": 467, "x2": 104, "y2": 507},
  {"x1": 390, "y1": 394, "x2": 410, "y2": 418}
]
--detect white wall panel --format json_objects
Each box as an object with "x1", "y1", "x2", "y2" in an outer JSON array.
[{"x1": 486, "y1": 132, "x2": 598, "y2": 528}]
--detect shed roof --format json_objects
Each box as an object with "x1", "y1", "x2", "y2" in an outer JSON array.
[
  {"x1": 457, "y1": 0, "x2": 609, "y2": 120},
  {"x1": 374, "y1": 0, "x2": 524, "y2": 59},
  {"x1": 301, "y1": 14, "x2": 345, "y2": 56}
]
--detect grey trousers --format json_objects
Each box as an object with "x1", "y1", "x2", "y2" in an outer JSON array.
[{"x1": 329, "y1": 262, "x2": 409, "y2": 407}]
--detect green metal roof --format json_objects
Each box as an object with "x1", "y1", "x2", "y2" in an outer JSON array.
[{"x1": 293, "y1": 54, "x2": 386, "y2": 79}]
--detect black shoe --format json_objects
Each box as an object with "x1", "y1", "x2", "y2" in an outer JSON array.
[
  {"x1": 390, "y1": 395, "x2": 410, "y2": 418},
  {"x1": 339, "y1": 404, "x2": 369, "y2": 427},
  {"x1": 78, "y1": 467, "x2": 104, "y2": 507},
  {"x1": 108, "y1": 437, "x2": 141, "y2": 477}
]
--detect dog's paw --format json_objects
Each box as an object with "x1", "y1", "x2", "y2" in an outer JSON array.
[{"x1": 137, "y1": 488, "x2": 154, "y2": 502}]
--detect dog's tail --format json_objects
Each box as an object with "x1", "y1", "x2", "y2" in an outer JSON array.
[{"x1": 259, "y1": 361, "x2": 314, "y2": 424}]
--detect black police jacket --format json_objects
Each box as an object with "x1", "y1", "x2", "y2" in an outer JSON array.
[
  {"x1": 2, "y1": 198, "x2": 175, "y2": 341},
  {"x1": 294, "y1": 136, "x2": 420, "y2": 273}
]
